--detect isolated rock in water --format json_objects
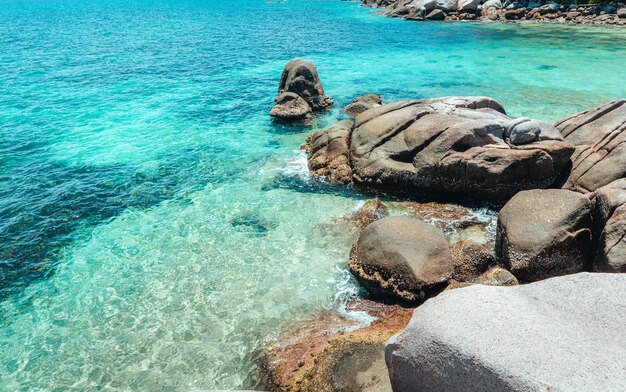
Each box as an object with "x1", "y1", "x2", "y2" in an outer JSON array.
[
  {"x1": 305, "y1": 120, "x2": 353, "y2": 184},
  {"x1": 592, "y1": 179, "x2": 626, "y2": 272},
  {"x1": 344, "y1": 198, "x2": 389, "y2": 230},
  {"x1": 478, "y1": 266, "x2": 518, "y2": 286},
  {"x1": 450, "y1": 240, "x2": 495, "y2": 281},
  {"x1": 386, "y1": 273, "x2": 626, "y2": 392},
  {"x1": 496, "y1": 189, "x2": 592, "y2": 282},
  {"x1": 555, "y1": 99, "x2": 626, "y2": 193},
  {"x1": 350, "y1": 96, "x2": 573, "y2": 201},
  {"x1": 269, "y1": 92, "x2": 312, "y2": 121},
  {"x1": 345, "y1": 94, "x2": 383, "y2": 117},
  {"x1": 349, "y1": 216, "x2": 453, "y2": 302},
  {"x1": 275, "y1": 58, "x2": 333, "y2": 112}
]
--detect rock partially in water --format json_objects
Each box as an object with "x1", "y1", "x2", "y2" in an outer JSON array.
[
  {"x1": 270, "y1": 92, "x2": 313, "y2": 122},
  {"x1": 349, "y1": 216, "x2": 453, "y2": 302},
  {"x1": 385, "y1": 273, "x2": 626, "y2": 392},
  {"x1": 555, "y1": 99, "x2": 626, "y2": 193},
  {"x1": 591, "y1": 179, "x2": 626, "y2": 272},
  {"x1": 261, "y1": 299, "x2": 413, "y2": 392},
  {"x1": 350, "y1": 96, "x2": 573, "y2": 201},
  {"x1": 496, "y1": 189, "x2": 593, "y2": 282},
  {"x1": 343, "y1": 198, "x2": 389, "y2": 230},
  {"x1": 450, "y1": 240, "x2": 495, "y2": 281},
  {"x1": 272, "y1": 58, "x2": 333, "y2": 116},
  {"x1": 345, "y1": 94, "x2": 383, "y2": 117},
  {"x1": 305, "y1": 120, "x2": 353, "y2": 184}
]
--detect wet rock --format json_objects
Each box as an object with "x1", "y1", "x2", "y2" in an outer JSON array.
[
  {"x1": 592, "y1": 179, "x2": 626, "y2": 272},
  {"x1": 385, "y1": 273, "x2": 626, "y2": 392},
  {"x1": 261, "y1": 299, "x2": 413, "y2": 392},
  {"x1": 344, "y1": 198, "x2": 389, "y2": 230},
  {"x1": 349, "y1": 216, "x2": 453, "y2": 302},
  {"x1": 478, "y1": 266, "x2": 518, "y2": 286},
  {"x1": 350, "y1": 96, "x2": 573, "y2": 202},
  {"x1": 496, "y1": 189, "x2": 593, "y2": 282},
  {"x1": 451, "y1": 240, "x2": 495, "y2": 281},
  {"x1": 270, "y1": 92, "x2": 313, "y2": 121},
  {"x1": 345, "y1": 94, "x2": 383, "y2": 117},
  {"x1": 305, "y1": 120, "x2": 354, "y2": 184},
  {"x1": 272, "y1": 58, "x2": 333, "y2": 117},
  {"x1": 555, "y1": 99, "x2": 626, "y2": 193},
  {"x1": 387, "y1": 201, "x2": 482, "y2": 230}
]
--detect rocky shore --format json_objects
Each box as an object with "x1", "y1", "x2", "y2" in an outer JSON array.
[
  {"x1": 361, "y1": 0, "x2": 626, "y2": 26},
  {"x1": 263, "y1": 59, "x2": 626, "y2": 391}
]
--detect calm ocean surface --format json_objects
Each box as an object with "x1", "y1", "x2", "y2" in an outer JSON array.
[{"x1": 1, "y1": 0, "x2": 625, "y2": 389}]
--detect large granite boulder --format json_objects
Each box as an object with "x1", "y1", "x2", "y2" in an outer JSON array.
[
  {"x1": 304, "y1": 120, "x2": 353, "y2": 184},
  {"x1": 592, "y1": 179, "x2": 626, "y2": 272},
  {"x1": 270, "y1": 58, "x2": 333, "y2": 120},
  {"x1": 385, "y1": 273, "x2": 626, "y2": 392},
  {"x1": 350, "y1": 96, "x2": 573, "y2": 201},
  {"x1": 555, "y1": 99, "x2": 626, "y2": 193},
  {"x1": 349, "y1": 216, "x2": 453, "y2": 302},
  {"x1": 496, "y1": 189, "x2": 593, "y2": 282}
]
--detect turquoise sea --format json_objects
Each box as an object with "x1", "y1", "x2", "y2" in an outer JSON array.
[{"x1": 1, "y1": 0, "x2": 625, "y2": 389}]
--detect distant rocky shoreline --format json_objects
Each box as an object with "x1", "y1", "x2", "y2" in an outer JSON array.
[
  {"x1": 360, "y1": 0, "x2": 626, "y2": 26},
  {"x1": 264, "y1": 59, "x2": 626, "y2": 391}
]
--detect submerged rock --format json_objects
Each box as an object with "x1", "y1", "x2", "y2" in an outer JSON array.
[
  {"x1": 349, "y1": 216, "x2": 453, "y2": 302},
  {"x1": 385, "y1": 273, "x2": 626, "y2": 392},
  {"x1": 555, "y1": 99, "x2": 626, "y2": 193},
  {"x1": 344, "y1": 96, "x2": 572, "y2": 201},
  {"x1": 261, "y1": 299, "x2": 413, "y2": 392},
  {"x1": 592, "y1": 179, "x2": 626, "y2": 272},
  {"x1": 345, "y1": 94, "x2": 383, "y2": 117},
  {"x1": 344, "y1": 198, "x2": 389, "y2": 230},
  {"x1": 496, "y1": 189, "x2": 593, "y2": 282},
  {"x1": 271, "y1": 58, "x2": 333, "y2": 120}
]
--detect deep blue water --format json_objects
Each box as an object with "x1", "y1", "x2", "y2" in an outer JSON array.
[{"x1": 1, "y1": 0, "x2": 625, "y2": 389}]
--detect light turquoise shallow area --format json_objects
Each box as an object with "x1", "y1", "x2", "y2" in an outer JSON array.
[{"x1": 0, "y1": 0, "x2": 625, "y2": 390}]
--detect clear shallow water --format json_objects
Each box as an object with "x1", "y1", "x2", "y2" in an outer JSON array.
[{"x1": 0, "y1": 0, "x2": 625, "y2": 389}]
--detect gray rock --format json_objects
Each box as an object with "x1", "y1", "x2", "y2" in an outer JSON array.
[
  {"x1": 407, "y1": 0, "x2": 438, "y2": 12},
  {"x1": 482, "y1": 0, "x2": 503, "y2": 9},
  {"x1": 386, "y1": 273, "x2": 626, "y2": 392},
  {"x1": 496, "y1": 189, "x2": 592, "y2": 282},
  {"x1": 269, "y1": 92, "x2": 312, "y2": 121},
  {"x1": 457, "y1": 0, "x2": 482, "y2": 12},
  {"x1": 305, "y1": 120, "x2": 354, "y2": 184},
  {"x1": 555, "y1": 99, "x2": 626, "y2": 193},
  {"x1": 424, "y1": 8, "x2": 446, "y2": 19},
  {"x1": 349, "y1": 216, "x2": 453, "y2": 302},
  {"x1": 592, "y1": 179, "x2": 626, "y2": 272},
  {"x1": 345, "y1": 94, "x2": 383, "y2": 117},
  {"x1": 274, "y1": 58, "x2": 333, "y2": 112},
  {"x1": 349, "y1": 96, "x2": 573, "y2": 201},
  {"x1": 618, "y1": 8, "x2": 626, "y2": 18},
  {"x1": 436, "y1": 0, "x2": 458, "y2": 11}
]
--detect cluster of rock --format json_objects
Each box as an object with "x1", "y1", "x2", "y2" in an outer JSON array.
[
  {"x1": 265, "y1": 60, "x2": 626, "y2": 391},
  {"x1": 269, "y1": 58, "x2": 333, "y2": 122},
  {"x1": 362, "y1": 0, "x2": 626, "y2": 25}
]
